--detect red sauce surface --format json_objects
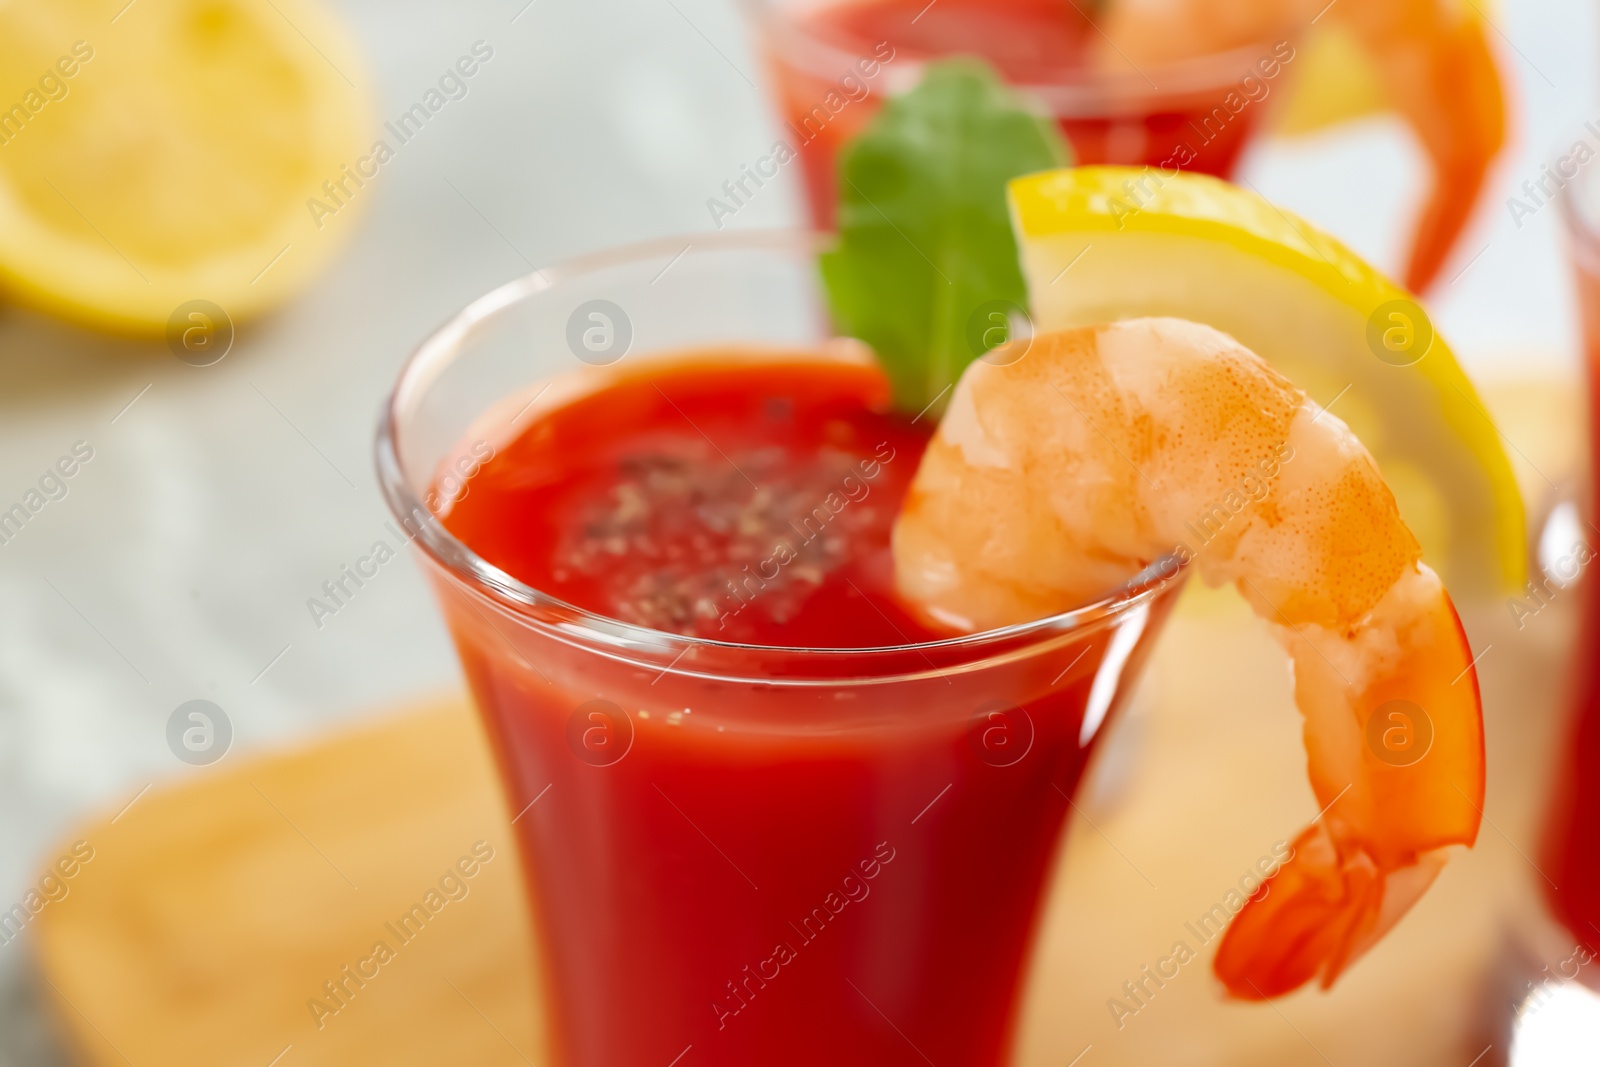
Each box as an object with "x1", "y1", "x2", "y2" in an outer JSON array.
[{"x1": 443, "y1": 358, "x2": 938, "y2": 647}]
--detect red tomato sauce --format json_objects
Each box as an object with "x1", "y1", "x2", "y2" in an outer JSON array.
[
  {"x1": 432, "y1": 357, "x2": 1151, "y2": 1067},
  {"x1": 442, "y1": 358, "x2": 939, "y2": 647}
]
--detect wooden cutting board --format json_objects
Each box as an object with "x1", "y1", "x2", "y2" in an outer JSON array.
[
  {"x1": 31, "y1": 701, "x2": 546, "y2": 1067},
  {"x1": 28, "y1": 376, "x2": 1584, "y2": 1067}
]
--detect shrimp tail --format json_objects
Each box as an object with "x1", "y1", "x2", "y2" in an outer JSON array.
[
  {"x1": 1214, "y1": 823, "x2": 1448, "y2": 999},
  {"x1": 1336, "y1": 0, "x2": 1507, "y2": 293},
  {"x1": 1214, "y1": 565, "x2": 1483, "y2": 997}
]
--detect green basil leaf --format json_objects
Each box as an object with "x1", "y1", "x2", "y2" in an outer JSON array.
[{"x1": 820, "y1": 58, "x2": 1070, "y2": 413}]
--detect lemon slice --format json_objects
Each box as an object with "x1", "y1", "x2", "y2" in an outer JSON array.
[
  {"x1": 1009, "y1": 166, "x2": 1524, "y2": 596},
  {"x1": 0, "y1": 0, "x2": 372, "y2": 333}
]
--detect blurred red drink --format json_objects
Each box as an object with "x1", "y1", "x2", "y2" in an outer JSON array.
[
  {"x1": 1545, "y1": 169, "x2": 1600, "y2": 968},
  {"x1": 751, "y1": 0, "x2": 1292, "y2": 226}
]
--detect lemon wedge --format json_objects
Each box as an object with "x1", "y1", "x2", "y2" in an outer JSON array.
[
  {"x1": 0, "y1": 0, "x2": 372, "y2": 333},
  {"x1": 1009, "y1": 166, "x2": 1524, "y2": 596}
]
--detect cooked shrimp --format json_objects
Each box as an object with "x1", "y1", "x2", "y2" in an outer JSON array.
[
  {"x1": 1097, "y1": 0, "x2": 1505, "y2": 293},
  {"x1": 893, "y1": 318, "x2": 1484, "y2": 997}
]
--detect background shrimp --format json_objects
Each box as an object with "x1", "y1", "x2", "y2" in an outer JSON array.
[{"x1": 1096, "y1": 0, "x2": 1505, "y2": 293}]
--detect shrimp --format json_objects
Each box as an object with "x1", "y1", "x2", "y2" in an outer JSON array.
[
  {"x1": 1096, "y1": 0, "x2": 1506, "y2": 293},
  {"x1": 892, "y1": 318, "x2": 1485, "y2": 998},
  {"x1": 1339, "y1": 0, "x2": 1506, "y2": 294}
]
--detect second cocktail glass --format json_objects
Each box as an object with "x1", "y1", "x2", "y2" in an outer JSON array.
[{"x1": 747, "y1": 0, "x2": 1290, "y2": 227}]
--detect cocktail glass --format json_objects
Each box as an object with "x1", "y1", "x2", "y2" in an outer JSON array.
[
  {"x1": 1543, "y1": 144, "x2": 1600, "y2": 976},
  {"x1": 744, "y1": 0, "x2": 1290, "y2": 227},
  {"x1": 376, "y1": 230, "x2": 1185, "y2": 1066}
]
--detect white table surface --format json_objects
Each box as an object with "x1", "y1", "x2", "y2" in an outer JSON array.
[{"x1": 0, "y1": 0, "x2": 1594, "y2": 1062}]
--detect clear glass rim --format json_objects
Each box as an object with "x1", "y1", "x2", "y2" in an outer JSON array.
[
  {"x1": 374, "y1": 227, "x2": 1185, "y2": 666},
  {"x1": 741, "y1": 0, "x2": 1299, "y2": 113}
]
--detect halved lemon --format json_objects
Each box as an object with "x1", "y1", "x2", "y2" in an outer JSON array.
[
  {"x1": 1009, "y1": 166, "x2": 1524, "y2": 597},
  {"x1": 0, "y1": 0, "x2": 372, "y2": 333}
]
